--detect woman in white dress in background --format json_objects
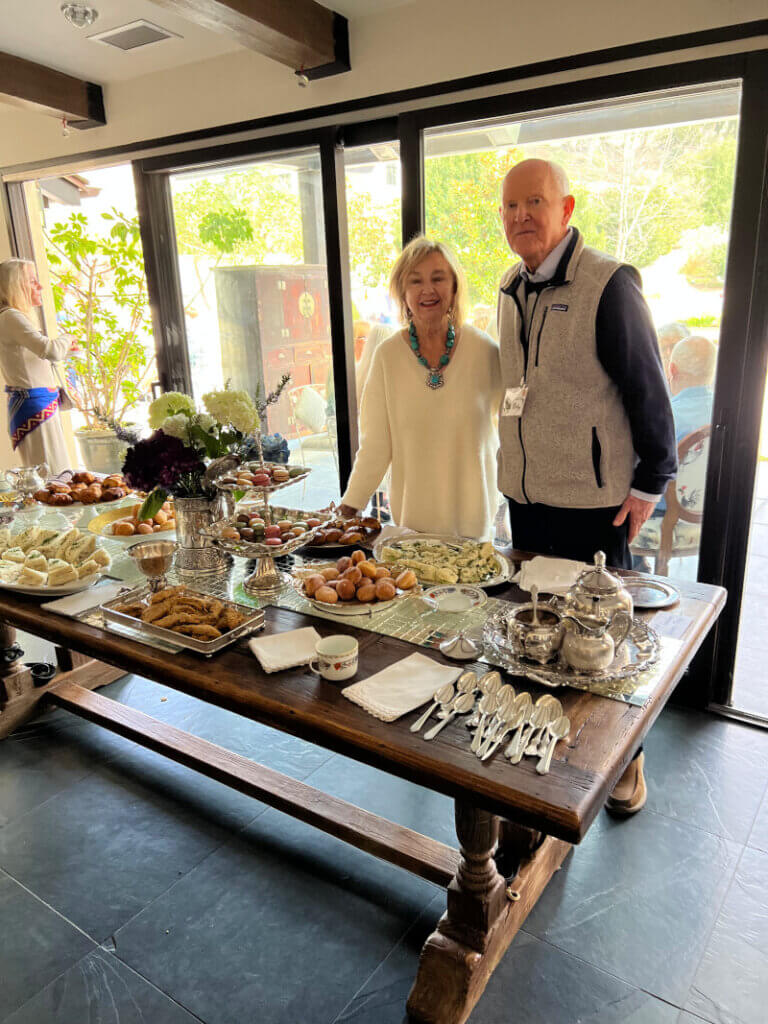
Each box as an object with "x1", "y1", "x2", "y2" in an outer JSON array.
[
  {"x1": 0, "y1": 259, "x2": 78, "y2": 474},
  {"x1": 340, "y1": 237, "x2": 501, "y2": 540}
]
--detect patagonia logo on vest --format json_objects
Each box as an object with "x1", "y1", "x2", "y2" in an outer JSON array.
[{"x1": 551, "y1": 303, "x2": 568, "y2": 312}]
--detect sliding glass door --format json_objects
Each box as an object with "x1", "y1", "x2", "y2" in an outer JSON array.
[
  {"x1": 423, "y1": 83, "x2": 741, "y2": 581},
  {"x1": 167, "y1": 147, "x2": 341, "y2": 508}
]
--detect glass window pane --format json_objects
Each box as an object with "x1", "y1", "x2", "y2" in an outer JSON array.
[
  {"x1": 425, "y1": 84, "x2": 741, "y2": 573},
  {"x1": 169, "y1": 148, "x2": 340, "y2": 508},
  {"x1": 343, "y1": 142, "x2": 401, "y2": 520}
]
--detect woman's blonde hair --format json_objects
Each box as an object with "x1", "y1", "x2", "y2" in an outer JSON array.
[
  {"x1": 0, "y1": 259, "x2": 35, "y2": 313},
  {"x1": 389, "y1": 237, "x2": 467, "y2": 327}
]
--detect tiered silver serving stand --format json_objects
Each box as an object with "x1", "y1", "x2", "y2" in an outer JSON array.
[{"x1": 208, "y1": 464, "x2": 329, "y2": 598}]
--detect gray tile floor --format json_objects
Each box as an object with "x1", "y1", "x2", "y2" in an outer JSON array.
[{"x1": 1, "y1": 655, "x2": 767, "y2": 1023}]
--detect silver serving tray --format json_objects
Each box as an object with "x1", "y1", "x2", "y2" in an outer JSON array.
[
  {"x1": 622, "y1": 578, "x2": 680, "y2": 610},
  {"x1": 482, "y1": 605, "x2": 661, "y2": 686},
  {"x1": 100, "y1": 584, "x2": 265, "y2": 656},
  {"x1": 372, "y1": 532, "x2": 514, "y2": 589}
]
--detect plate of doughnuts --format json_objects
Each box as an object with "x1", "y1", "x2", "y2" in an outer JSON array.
[
  {"x1": 34, "y1": 472, "x2": 132, "y2": 507},
  {"x1": 87, "y1": 502, "x2": 176, "y2": 543},
  {"x1": 292, "y1": 550, "x2": 419, "y2": 616}
]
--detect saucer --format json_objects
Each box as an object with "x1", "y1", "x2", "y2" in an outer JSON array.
[{"x1": 423, "y1": 585, "x2": 487, "y2": 613}]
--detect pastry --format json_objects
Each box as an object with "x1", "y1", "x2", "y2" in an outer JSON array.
[
  {"x1": 78, "y1": 485, "x2": 102, "y2": 504},
  {"x1": 33, "y1": 490, "x2": 51, "y2": 504},
  {"x1": 174, "y1": 623, "x2": 222, "y2": 640},
  {"x1": 3, "y1": 547, "x2": 27, "y2": 564},
  {"x1": 57, "y1": 529, "x2": 82, "y2": 558},
  {"x1": 0, "y1": 528, "x2": 10, "y2": 550},
  {"x1": 77, "y1": 559, "x2": 101, "y2": 578},
  {"x1": 100, "y1": 487, "x2": 125, "y2": 501},
  {"x1": 101, "y1": 475, "x2": 124, "y2": 489},
  {"x1": 47, "y1": 564, "x2": 78, "y2": 586},
  {"x1": 71, "y1": 471, "x2": 96, "y2": 484},
  {"x1": 47, "y1": 483, "x2": 71, "y2": 494},
  {"x1": 49, "y1": 493, "x2": 74, "y2": 506}
]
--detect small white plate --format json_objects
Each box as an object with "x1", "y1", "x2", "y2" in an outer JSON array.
[
  {"x1": 0, "y1": 573, "x2": 103, "y2": 597},
  {"x1": 421, "y1": 585, "x2": 487, "y2": 613}
]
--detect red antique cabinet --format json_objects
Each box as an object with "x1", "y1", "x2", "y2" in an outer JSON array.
[{"x1": 213, "y1": 265, "x2": 332, "y2": 437}]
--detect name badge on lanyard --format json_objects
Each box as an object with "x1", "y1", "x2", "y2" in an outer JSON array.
[{"x1": 502, "y1": 377, "x2": 528, "y2": 417}]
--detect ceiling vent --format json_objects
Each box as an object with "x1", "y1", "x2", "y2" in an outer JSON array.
[{"x1": 89, "y1": 20, "x2": 179, "y2": 51}]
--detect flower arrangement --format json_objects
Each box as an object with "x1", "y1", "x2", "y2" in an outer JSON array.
[{"x1": 123, "y1": 388, "x2": 260, "y2": 519}]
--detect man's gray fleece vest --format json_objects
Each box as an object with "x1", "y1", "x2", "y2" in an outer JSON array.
[{"x1": 497, "y1": 234, "x2": 636, "y2": 508}]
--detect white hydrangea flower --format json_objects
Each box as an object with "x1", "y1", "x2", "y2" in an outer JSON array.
[
  {"x1": 203, "y1": 389, "x2": 258, "y2": 434},
  {"x1": 194, "y1": 412, "x2": 216, "y2": 433},
  {"x1": 160, "y1": 413, "x2": 191, "y2": 440},
  {"x1": 148, "y1": 391, "x2": 195, "y2": 429}
]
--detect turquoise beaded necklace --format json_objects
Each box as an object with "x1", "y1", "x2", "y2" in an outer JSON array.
[{"x1": 408, "y1": 319, "x2": 456, "y2": 389}]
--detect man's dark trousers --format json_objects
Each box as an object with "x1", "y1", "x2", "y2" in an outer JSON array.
[{"x1": 506, "y1": 500, "x2": 632, "y2": 569}]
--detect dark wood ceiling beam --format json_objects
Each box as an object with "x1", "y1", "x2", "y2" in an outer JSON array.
[
  {"x1": 0, "y1": 51, "x2": 105, "y2": 129},
  {"x1": 151, "y1": 0, "x2": 350, "y2": 76}
]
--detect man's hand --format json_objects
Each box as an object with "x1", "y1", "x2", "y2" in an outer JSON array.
[{"x1": 613, "y1": 494, "x2": 656, "y2": 544}]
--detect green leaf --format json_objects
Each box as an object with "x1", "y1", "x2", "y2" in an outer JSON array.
[
  {"x1": 138, "y1": 488, "x2": 167, "y2": 521},
  {"x1": 189, "y1": 423, "x2": 220, "y2": 458}
]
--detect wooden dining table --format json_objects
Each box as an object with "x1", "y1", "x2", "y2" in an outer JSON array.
[{"x1": 0, "y1": 566, "x2": 725, "y2": 1024}]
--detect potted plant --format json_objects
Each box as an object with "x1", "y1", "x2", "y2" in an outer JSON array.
[{"x1": 45, "y1": 208, "x2": 156, "y2": 474}]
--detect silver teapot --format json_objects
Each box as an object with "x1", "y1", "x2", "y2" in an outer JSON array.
[
  {"x1": 561, "y1": 610, "x2": 632, "y2": 673},
  {"x1": 6, "y1": 463, "x2": 49, "y2": 497},
  {"x1": 563, "y1": 551, "x2": 633, "y2": 621}
]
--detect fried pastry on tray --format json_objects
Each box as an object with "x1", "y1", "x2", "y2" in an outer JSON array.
[{"x1": 174, "y1": 623, "x2": 222, "y2": 639}]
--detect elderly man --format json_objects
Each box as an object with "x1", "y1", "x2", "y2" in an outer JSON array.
[
  {"x1": 497, "y1": 158, "x2": 677, "y2": 815},
  {"x1": 497, "y1": 158, "x2": 676, "y2": 572},
  {"x1": 668, "y1": 335, "x2": 716, "y2": 440},
  {"x1": 657, "y1": 321, "x2": 691, "y2": 383}
]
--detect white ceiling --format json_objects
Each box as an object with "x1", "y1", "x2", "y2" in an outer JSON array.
[{"x1": 1, "y1": 0, "x2": 411, "y2": 84}]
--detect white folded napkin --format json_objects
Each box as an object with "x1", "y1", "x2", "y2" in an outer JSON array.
[
  {"x1": 342, "y1": 652, "x2": 463, "y2": 722},
  {"x1": 513, "y1": 555, "x2": 588, "y2": 595},
  {"x1": 42, "y1": 581, "x2": 125, "y2": 617},
  {"x1": 249, "y1": 626, "x2": 321, "y2": 673}
]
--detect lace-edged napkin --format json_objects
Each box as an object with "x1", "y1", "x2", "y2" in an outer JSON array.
[
  {"x1": 249, "y1": 627, "x2": 321, "y2": 673},
  {"x1": 342, "y1": 653, "x2": 464, "y2": 722},
  {"x1": 513, "y1": 556, "x2": 588, "y2": 595}
]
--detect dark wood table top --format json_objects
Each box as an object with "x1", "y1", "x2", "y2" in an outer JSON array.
[{"x1": 0, "y1": 568, "x2": 725, "y2": 844}]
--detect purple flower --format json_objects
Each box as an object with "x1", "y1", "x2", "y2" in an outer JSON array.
[{"x1": 122, "y1": 430, "x2": 205, "y2": 494}]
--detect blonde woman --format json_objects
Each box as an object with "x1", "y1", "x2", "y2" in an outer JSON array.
[
  {"x1": 0, "y1": 259, "x2": 78, "y2": 473},
  {"x1": 340, "y1": 237, "x2": 501, "y2": 539}
]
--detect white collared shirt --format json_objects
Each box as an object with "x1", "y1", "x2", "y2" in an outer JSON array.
[{"x1": 519, "y1": 228, "x2": 573, "y2": 283}]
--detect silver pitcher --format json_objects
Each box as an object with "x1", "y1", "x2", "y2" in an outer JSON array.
[
  {"x1": 174, "y1": 496, "x2": 231, "y2": 577},
  {"x1": 560, "y1": 610, "x2": 632, "y2": 673},
  {"x1": 6, "y1": 463, "x2": 49, "y2": 497}
]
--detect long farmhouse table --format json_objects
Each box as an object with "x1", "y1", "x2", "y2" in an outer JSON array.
[{"x1": 0, "y1": 564, "x2": 725, "y2": 1024}]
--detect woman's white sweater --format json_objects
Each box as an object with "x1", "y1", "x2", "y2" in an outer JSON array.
[{"x1": 342, "y1": 325, "x2": 502, "y2": 540}]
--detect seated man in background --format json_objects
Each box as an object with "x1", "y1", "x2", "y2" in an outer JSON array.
[
  {"x1": 668, "y1": 334, "x2": 716, "y2": 442},
  {"x1": 657, "y1": 321, "x2": 690, "y2": 384}
]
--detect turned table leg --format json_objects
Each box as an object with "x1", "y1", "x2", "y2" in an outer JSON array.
[{"x1": 406, "y1": 802, "x2": 572, "y2": 1024}]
